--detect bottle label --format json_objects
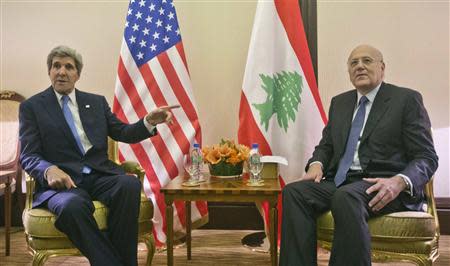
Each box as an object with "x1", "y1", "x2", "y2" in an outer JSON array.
[
  {"x1": 191, "y1": 149, "x2": 203, "y2": 164},
  {"x1": 250, "y1": 155, "x2": 260, "y2": 164}
]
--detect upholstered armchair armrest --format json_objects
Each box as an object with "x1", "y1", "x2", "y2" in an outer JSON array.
[
  {"x1": 119, "y1": 161, "x2": 146, "y2": 184},
  {"x1": 24, "y1": 173, "x2": 35, "y2": 210},
  {"x1": 425, "y1": 176, "x2": 440, "y2": 238},
  {"x1": 107, "y1": 139, "x2": 146, "y2": 185}
]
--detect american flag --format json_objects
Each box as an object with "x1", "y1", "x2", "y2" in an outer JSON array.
[{"x1": 113, "y1": 0, "x2": 208, "y2": 246}]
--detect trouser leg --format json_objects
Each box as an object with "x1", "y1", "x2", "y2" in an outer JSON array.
[
  {"x1": 279, "y1": 180, "x2": 336, "y2": 266},
  {"x1": 46, "y1": 189, "x2": 123, "y2": 266},
  {"x1": 91, "y1": 174, "x2": 141, "y2": 266},
  {"x1": 329, "y1": 180, "x2": 407, "y2": 266}
]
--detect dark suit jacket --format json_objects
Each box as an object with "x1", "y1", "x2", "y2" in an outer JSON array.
[
  {"x1": 307, "y1": 82, "x2": 438, "y2": 210},
  {"x1": 19, "y1": 87, "x2": 156, "y2": 207}
]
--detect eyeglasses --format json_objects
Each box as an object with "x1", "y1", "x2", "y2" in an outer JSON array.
[{"x1": 348, "y1": 57, "x2": 382, "y2": 68}]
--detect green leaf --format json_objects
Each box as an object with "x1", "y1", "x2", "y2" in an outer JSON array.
[{"x1": 252, "y1": 71, "x2": 303, "y2": 133}]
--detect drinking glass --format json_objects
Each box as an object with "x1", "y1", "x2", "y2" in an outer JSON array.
[
  {"x1": 249, "y1": 159, "x2": 263, "y2": 185},
  {"x1": 184, "y1": 154, "x2": 199, "y2": 184}
]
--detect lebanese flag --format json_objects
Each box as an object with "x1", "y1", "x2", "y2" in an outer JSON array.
[{"x1": 238, "y1": 0, "x2": 327, "y2": 244}]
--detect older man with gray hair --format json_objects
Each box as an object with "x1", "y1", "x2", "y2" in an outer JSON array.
[{"x1": 279, "y1": 44, "x2": 438, "y2": 266}]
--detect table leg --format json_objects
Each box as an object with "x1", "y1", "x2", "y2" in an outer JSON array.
[
  {"x1": 5, "y1": 176, "x2": 11, "y2": 256},
  {"x1": 166, "y1": 201, "x2": 174, "y2": 266},
  {"x1": 274, "y1": 204, "x2": 278, "y2": 266},
  {"x1": 270, "y1": 202, "x2": 278, "y2": 266},
  {"x1": 185, "y1": 201, "x2": 192, "y2": 260}
]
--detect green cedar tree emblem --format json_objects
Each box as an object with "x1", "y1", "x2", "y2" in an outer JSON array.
[{"x1": 252, "y1": 71, "x2": 303, "y2": 132}]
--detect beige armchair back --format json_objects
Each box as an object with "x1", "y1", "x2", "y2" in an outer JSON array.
[{"x1": 0, "y1": 90, "x2": 25, "y2": 256}]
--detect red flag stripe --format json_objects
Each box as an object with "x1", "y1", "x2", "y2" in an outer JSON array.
[
  {"x1": 112, "y1": 97, "x2": 170, "y2": 238},
  {"x1": 121, "y1": 143, "x2": 169, "y2": 245},
  {"x1": 117, "y1": 58, "x2": 148, "y2": 118},
  {"x1": 117, "y1": 147, "x2": 168, "y2": 246},
  {"x1": 140, "y1": 56, "x2": 207, "y2": 216},
  {"x1": 118, "y1": 59, "x2": 181, "y2": 181},
  {"x1": 274, "y1": 0, "x2": 327, "y2": 125},
  {"x1": 175, "y1": 42, "x2": 190, "y2": 76},
  {"x1": 238, "y1": 92, "x2": 277, "y2": 239},
  {"x1": 112, "y1": 95, "x2": 128, "y2": 123},
  {"x1": 118, "y1": 146, "x2": 168, "y2": 245},
  {"x1": 147, "y1": 138, "x2": 178, "y2": 179},
  {"x1": 118, "y1": 152, "x2": 125, "y2": 162},
  {"x1": 165, "y1": 46, "x2": 202, "y2": 144},
  {"x1": 146, "y1": 51, "x2": 201, "y2": 150},
  {"x1": 153, "y1": 49, "x2": 208, "y2": 216},
  {"x1": 157, "y1": 52, "x2": 202, "y2": 144},
  {"x1": 118, "y1": 58, "x2": 179, "y2": 179},
  {"x1": 238, "y1": 92, "x2": 273, "y2": 156},
  {"x1": 113, "y1": 90, "x2": 187, "y2": 239},
  {"x1": 139, "y1": 63, "x2": 190, "y2": 154},
  {"x1": 153, "y1": 51, "x2": 208, "y2": 216},
  {"x1": 141, "y1": 176, "x2": 166, "y2": 246},
  {"x1": 116, "y1": 51, "x2": 207, "y2": 242}
]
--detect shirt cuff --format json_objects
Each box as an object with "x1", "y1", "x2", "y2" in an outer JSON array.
[
  {"x1": 44, "y1": 165, "x2": 54, "y2": 180},
  {"x1": 398, "y1": 174, "x2": 413, "y2": 195},
  {"x1": 310, "y1": 161, "x2": 323, "y2": 170},
  {"x1": 143, "y1": 116, "x2": 157, "y2": 133}
]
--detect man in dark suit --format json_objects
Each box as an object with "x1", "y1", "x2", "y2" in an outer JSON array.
[
  {"x1": 279, "y1": 45, "x2": 438, "y2": 266},
  {"x1": 19, "y1": 45, "x2": 179, "y2": 266}
]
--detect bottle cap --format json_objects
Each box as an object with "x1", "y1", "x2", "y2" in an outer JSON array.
[
  {"x1": 252, "y1": 143, "x2": 259, "y2": 148},
  {"x1": 193, "y1": 143, "x2": 200, "y2": 148}
]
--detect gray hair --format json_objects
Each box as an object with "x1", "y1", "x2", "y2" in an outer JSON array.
[{"x1": 47, "y1": 45, "x2": 83, "y2": 75}]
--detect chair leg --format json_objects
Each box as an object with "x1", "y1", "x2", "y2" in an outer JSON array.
[
  {"x1": 143, "y1": 234, "x2": 156, "y2": 266},
  {"x1": 372, "y1": 250, "x2": 433, "y2": 266},
  {"x1": 15, "y1": 169, "x2": 26, "y2": 216},
  {"x1": 32, "y1": 251, "x2": 51, "y2": 266},
  {"x1": 398, "y1": 255, "x2": 432, "y2": 266},
  {"x1": 414, "y1": 256, "x2": 432, "y2": 266}
]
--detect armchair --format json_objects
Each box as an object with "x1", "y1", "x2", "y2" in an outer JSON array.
[
  {"x1": 22, "y1": 139, "x2": 156, "y2": 265},
  {"x1": 316, "y1": 177, "x2": 439, "y2": 266},
  {"x1": 0, "y1": 90, "x2": 25, "y2": 256},
  {"x1": 261, "y1": 159, "x2": 439, "y2": 265}
]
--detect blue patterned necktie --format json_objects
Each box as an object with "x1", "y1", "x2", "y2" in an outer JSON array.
[
  {"x1": 61, "y1": 95, "x2": 91, "y2": 174},
  {"x1": 334, "y1": 96, "x2": 369, "y2": 186}
]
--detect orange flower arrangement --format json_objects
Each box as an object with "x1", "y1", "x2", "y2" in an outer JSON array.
[{"x1": 202, "y1": 139, "x2": 250, "y2": 165}]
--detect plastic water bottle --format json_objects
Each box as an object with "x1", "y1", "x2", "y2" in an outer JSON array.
[
  {"x1": 249, "y1": 143, "x2": 263, "y2": 184},
  {"x1": 190, "y1": 143, "x2": 203, "y2": 182}
]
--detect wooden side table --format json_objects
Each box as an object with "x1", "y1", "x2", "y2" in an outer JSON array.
[
  {"x1": 161, "y1": 174, "x2": 281, "y2": 266},
  {"x1": 0, "y1": 170, "x2": 15, "y2": 256}
]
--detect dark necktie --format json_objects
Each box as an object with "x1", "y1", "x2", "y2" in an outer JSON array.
[
  {"x1": 61, "y1": 95, "x2": 91, "y2": 174},
  {"x1": 334, "y1": 96, "x2": 369, "y2": 186}
]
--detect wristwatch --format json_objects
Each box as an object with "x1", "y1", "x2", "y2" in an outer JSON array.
[{"x1": 399, "y1": 175, "x2": 411, "y2": 191}]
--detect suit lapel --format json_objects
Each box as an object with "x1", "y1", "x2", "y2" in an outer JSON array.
[
  {"x1": 360, "y1": 83, "x2": 391, "y2": 143},
  {"x1": 40, "y1": 87, "x2": 79, "y2": 150}
]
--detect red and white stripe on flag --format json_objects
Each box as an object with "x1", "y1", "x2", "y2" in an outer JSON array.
[
  {"x1": 113, "y1": 0, "x2": 208, "y2": 246},
  {"x1": 238, "y1": 0, "x2": 327, "y2": 245}
]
